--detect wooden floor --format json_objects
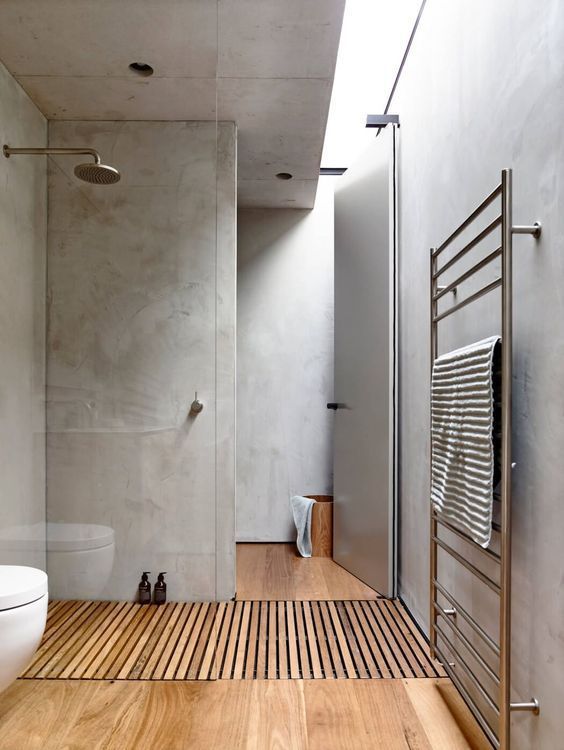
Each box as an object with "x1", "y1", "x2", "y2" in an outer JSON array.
[
  {"x1": 1, "y1": 543, "x2": 488, "y2": 749},
  {"x1": 236, "y1": 543, "x2": 380, "y2": 600},
  {"x1": 0, "y1": 678, "x2": 490, "y2": 750},
  {"x1": 22, "y1": 598, "x2": 445, "y2": 681}
]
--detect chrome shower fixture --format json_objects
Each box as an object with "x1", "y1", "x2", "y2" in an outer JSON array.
[{"x1": 3, "y1": 145, "x2": 121, "y2": 185}]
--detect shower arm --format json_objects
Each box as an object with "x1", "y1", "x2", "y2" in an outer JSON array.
[{"x1": 3, "y1": 145, "x2": 101, "y2": 164}]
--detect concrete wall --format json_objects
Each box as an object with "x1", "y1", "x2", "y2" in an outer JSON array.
[
  {"x1": 395, "y1": 1, "x2": 564, "y2": 746},
  {"x1": 46, "y1": 121, "x2": 236, "y2": 601},
  {"x1": 0, "y1": 61, "x2": 46, "y2": 569},
  {"x1": 237, "y1": 179, "x2": 334, "y2": 541}
]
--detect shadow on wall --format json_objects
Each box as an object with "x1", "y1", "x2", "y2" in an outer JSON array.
[{"x1": 237, "y1": 208, "x2": 310, "y2": 269}]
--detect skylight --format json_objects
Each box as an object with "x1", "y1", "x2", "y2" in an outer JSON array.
[{"x1": 321, "y1": 0, "x2": 422, "y2": 168}]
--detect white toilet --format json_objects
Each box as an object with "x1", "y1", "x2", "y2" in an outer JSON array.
[
  {"x1": 0, "y1": 566, "x2": 48, "y2": 694},
  {"x1": 47, "y1": 523, "x2": 115, "y2": 600},
  {"x1": 0, "y1": 522, "x2": 115, "y2": 600}
]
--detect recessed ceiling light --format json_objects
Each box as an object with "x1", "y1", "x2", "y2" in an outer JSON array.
[
  {"x1": 129, "y1": 62, "x2": 154, "y2": 77},
  {"x1": 276, "y1": 172, "x2": 293, "y2": 180}
]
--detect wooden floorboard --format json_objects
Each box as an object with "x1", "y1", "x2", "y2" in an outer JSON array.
[
  {"x1": 236, "y1": 543, "x2": 381, "y2": 600},
  {"x1": 22, "y1": 599, "x2": 446, "y2": 681},
  {"x1": 0, "y1": 679, "x2": 490, "y2": 750}
]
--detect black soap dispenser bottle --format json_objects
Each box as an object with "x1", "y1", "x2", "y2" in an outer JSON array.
[
  {"x1": 154, "y1": 572, "x2": 167, "y2": 605},
  {"x1": 138, "y1": 572, "x2": 151, "y2": 604}
]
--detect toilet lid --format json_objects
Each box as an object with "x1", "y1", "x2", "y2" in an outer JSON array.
[
  {"x1": 46, "y1": 523, "x2": 115, "y2": 552},
  {"x1": 0, "y1": 566, "x2": 48, "y2": 611},
  {"x1": 0, "y1": 522, "x2": 115, "y2": 552}
]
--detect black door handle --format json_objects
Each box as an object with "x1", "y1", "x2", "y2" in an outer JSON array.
[{"x1": 327, "y1": 402, "x2": 342, "y2": 410}]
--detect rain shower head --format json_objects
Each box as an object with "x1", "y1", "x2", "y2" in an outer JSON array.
[
  {"x1": 73, "y1": 161, "x2": 120, "y2": 185},
  {"x1": 3, "y1": 145, "x2": 121, "y2": 185}
]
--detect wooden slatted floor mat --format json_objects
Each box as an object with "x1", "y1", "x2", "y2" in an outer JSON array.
[{"x1": 22, "y1": 599, "x2": 445, "y2": 681}]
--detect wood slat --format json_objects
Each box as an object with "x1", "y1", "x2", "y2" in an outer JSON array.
[
  {"x1": 199, "y1": 602, "x2": 224, "y2": 681},
  {"x1": 393, "y1": 600, "x2": 447, "y2": 678},
  {"x1": 277, "y1": 601, "x2": 288, "y2": 679},
  {"x1": 267, "y1": 601, "x2": 277, "y2": 679},
  {"x1": 255, "y1": 601, "x2": 268, "y2": 679},
  {"x1": 128, "y1": 604, "x2": 178, "y2": 680},
  {"x1": 243, "y1": 598, "x2": 261, "y2": 679},
  {"x1": 286, "y1": 601, "x2": 300, "y2": 679},
  {"x1": 23, "y1": 599, "x2": 441, "y2": 682},
  {"x1": 90, "y1": 604, "x2": 151, "y2": 680},
  {"x1": 27, "y1": 602, "x2": 103, "y2": 678},
  {"x1": 151, "y1": 603, "x2": 192, "y2": 680},
  {"x1": 174, "y1": 603, "x2": 211, "y2": 679},
  {"x1": 379, "y1": 599, "x2": 427, "y2": 678},
  {"x1": 301, "y1": 600, "x2": 324, "y2": 679},
  {"x1": 233, "y1": 601, "x2": 251, "y2": 680},
  {"x1": 139, "y1": 603, "x2": 184, "y2": 680},
  {"x1": 185, "y1": 603, "x2": 218, "y2": 680},
  {"x1": 326, "y1": 601, "x2": 357, "y2": 679},
  {"x1": 25, "y1": 601, "x2": 97, "y2": 676},
  {"x1": 350, "y1": 601, "x2": 395, "y2": 678},
  {"x1": 215, "y1": 602, "x2": 235, "y2": 679},
  {"x1": 222, "y1": 601, "x2": 244, "y2": 680},
  {"x1": 116, "y1": 606, "x2": 168, "y2": 680},
  {"x1": 319, "y1": 600, "x2": 345, "y2": 678},
  {"x1": 163, "y1": 603, "x2": 200, "y2": 679},
  {"x1": 309, "y1": 600, "x2": 334, "y2": 678},
  {"x1": 43, "y1": 602, "x2": 116, "y2": 679},
  {"x1": 42, "y1": 600, "x2": 73, "y2": 636},
  {"x1": 366, "y1": 600, "x2": 413, "y2": 678},
  {"x1": 81, "y1": 602, "x2": 139, "y2": 679},
  {"x1": 337, "y1": 602, "x2": 376, "y2": 678},
  {"x1": 294, "y1": 601, "x2": 311, "y2": 679},
  {"x1": 61, "y1": 601, "x2": 132, "y2": 679}
]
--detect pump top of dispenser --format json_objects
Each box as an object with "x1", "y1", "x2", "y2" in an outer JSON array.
[
  {"x1": 157, "y1": 572, "x2": 166, "y2": 582},
  {"x1": 142, "y1": 571, "x2": 150, "y2": 581}
]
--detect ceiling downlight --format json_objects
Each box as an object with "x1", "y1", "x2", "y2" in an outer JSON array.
[{"x1": 129, "y1": 62, "x2": 154, "y2": 77}]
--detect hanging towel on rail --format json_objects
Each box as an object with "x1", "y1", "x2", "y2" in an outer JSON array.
[
  {"x1": 290, "y1": 495, "x2": 316, "y2": 557},
  {"x1": 431, "y1": 335, "x2": 501, "y2": 548}
]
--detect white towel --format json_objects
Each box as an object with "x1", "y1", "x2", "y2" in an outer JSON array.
[
  {"x1": 290, "y1": 495, "x2": 316, "y2": 557},
  {"x1": 431, "y1": 335, "x2": 500, "y2": 547}
]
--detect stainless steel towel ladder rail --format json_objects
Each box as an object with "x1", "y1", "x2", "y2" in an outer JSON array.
[{"x1": 429, "y1": 169, "x2": 540, "y2": 749}]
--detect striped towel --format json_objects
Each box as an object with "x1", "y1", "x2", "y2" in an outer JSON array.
[{"x1": 431, "y1": 336, "x2": 501, "y2": 547}]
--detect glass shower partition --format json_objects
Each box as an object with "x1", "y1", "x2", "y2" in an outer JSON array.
[{"x1": 40, "y1": 1, "x2": 235, "y2": 681}]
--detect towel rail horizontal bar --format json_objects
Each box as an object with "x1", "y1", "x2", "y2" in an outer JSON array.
[
  {"x1": 433, "y1": 513, "x2": 501, "y2": 563},
  {"x1": 433, "y1": 536, "x2": 501, "y2": 593},
  {"x1": 434, "y1": 246, "x2": 502, "y2": 302},
  {"x1": 432, "y1": 641, "x2": 500, "y2": 749},
  {"x1": 434, "y1": 603, "x2": 500, "y2": 685},
  {"x1": 433, "y1": 184, "x2": 502, "y2": 258},
  {"x1": 434, "y1": 579, "x2": 500, "y2": 657},
  {"x1": 433, "y1": 278, "x2": 502, "y2": 323},
  {"x1": 433, "y1": 216, "x2": 502, "y2": 280},
  {"x1": 434, "y1": 621, "x2": 500, "y2": 713}
]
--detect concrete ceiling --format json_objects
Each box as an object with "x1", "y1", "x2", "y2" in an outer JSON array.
[{"x1": 0, "y1": 0, "x2": 345, "y2": 208}]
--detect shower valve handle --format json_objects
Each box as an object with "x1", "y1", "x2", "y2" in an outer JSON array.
[{"x1": 190, "y1": 392, "x2": 204, "y2": 415}]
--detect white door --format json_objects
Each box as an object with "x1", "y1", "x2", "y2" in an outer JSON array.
[{"x1": 332, "y1": 126, "x2": 397, "y2": 597}]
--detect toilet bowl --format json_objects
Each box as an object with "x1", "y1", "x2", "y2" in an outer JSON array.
[
  {"x1": 0, "y1": 566, "x2": 48, "y2": 694},
  {"x1": 47, "y1": 523, "x2": 115, "y2": 599},
  {"x1": 0, "y1": 522, "x2": 115, "y2": 600}
]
